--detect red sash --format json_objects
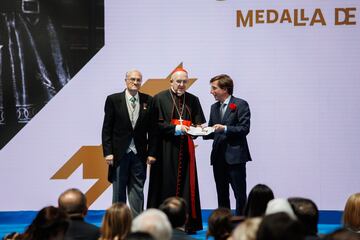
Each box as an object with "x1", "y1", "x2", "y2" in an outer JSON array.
[{"x1": 171, "y1": 119, "x2": 197, "y2": 218}]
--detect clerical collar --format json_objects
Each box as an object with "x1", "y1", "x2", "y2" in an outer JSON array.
[
  {"x1": 170, "y1": 87, "x2": 185, "y2": 97},
  {"x1": 125, "y1": 89, "x2": 139, "y2": 101},
  {"x1": 221, "y1": 95, "x2": 231, "y2": 105}
]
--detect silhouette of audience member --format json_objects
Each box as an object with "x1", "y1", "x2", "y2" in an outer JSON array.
[
  {"x1": 206, "y1": 208, "x2": 233, "y2": 240},
  {"x1": 20, "y1": 206, "x2": 69, "y2": 240},
  {"x1": 265, "y1": 198, "x2": 297, "y2": 220},
  {"x1": 231, "y1": 217, "x2": 262, "y2": 240},
  {"x1": 126, "y1": 232, "x2": 154, "y2": 240},
  {"x1": 100, "y1": 203, "x2": 132, "y2": 240},
  {"x1": 58, "y1": 188, "x2": 100, "y2": 240},
  {"x1": 159, "y1": 197, "x2": 196, "y2": 239},
  {"x1": 244, "y1": 184, "x2": 274, "y2": 217},
  {"x1": 323, "y1": 228, "x2": 360, "y2": 240},
  {"x1": 131, "y1": 209, "x2": 172, "y2": 240},
  {"x1": 257, "y1": 212, "x2": 305, "y2": 240},
  {"x1": 343, "y1": 193, "x2": 360, "y2": 233},
  {"x1": 288, "y1": 197, "x2": 320, "y2": 239}
]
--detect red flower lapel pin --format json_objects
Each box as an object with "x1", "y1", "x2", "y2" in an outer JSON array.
[{"x1": 229, "y1": 103, "x2": 237, "y2": 111}]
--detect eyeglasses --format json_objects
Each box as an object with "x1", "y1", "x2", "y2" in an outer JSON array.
[
  {"x1": 174, "y1": 79, "x2": 188, "y2": 85},
  {"x1": 127, "y1": 77, "x2": 142, "y2": 83}
]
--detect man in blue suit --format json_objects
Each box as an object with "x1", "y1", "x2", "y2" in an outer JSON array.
[{"x1": 204, "y1": 74, "x2": 252, "y2": 216}]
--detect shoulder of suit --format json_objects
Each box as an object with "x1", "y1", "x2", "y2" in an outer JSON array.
[
  {"x1": 139, "y1": 92, "x2": 153, "y2": 101},
  {"x1": 232, "y1": 96, "x2": 248, "y2": 104},
  {"x1": 105, "y1": 93, "x2": 122, "y2": 104},
  {"x1": 107, "y1": 92, "x2": 123, "y2": 99},
  {"x1": 211, "y1": 102, "x2": 218, "y2": 108},
  {"x1": 139, "y1": 92, "x2": 152, "y2": 98}
]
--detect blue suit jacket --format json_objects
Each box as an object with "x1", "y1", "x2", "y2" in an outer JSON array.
[{"x1": 205, "y1": 96, "x2": 252, "y2": 165}]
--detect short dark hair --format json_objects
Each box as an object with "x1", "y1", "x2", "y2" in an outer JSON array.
[
  {"x1": 206, "y1": 208, "x2": 233, "y2": 240},
  {"x1": 210, "y1": 74, "x2": 234, "y2": 95},
  {"x1": 159, "y1": 197, "x2": 187, "y2": 228},
  {"x1": 288, "y1": 197, "x2": 319, "y2": 236},
  {"x1": 58, "y1": 188, "x2": 87, "y2": 215},
  {"x1": 257, "y1": 212, "x2": 305, "y2": 240}
]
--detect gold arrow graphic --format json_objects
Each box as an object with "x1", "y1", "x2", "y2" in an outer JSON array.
[
  {"x1": 51, "y1": 63, "x2": 198, "y2": 207},
  {"x1": 51, "y1": 145, "x2": 110, "y2": 207}
]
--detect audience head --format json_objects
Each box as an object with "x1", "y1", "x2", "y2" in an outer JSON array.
[
  {"x1": 257, "y1": 212, "x2": 305, "y2": 240},
  {"x1": 159, "y1": 197, "x2": 187, "y2": 229},
  {"x1": 343, "y1": 192, "x2": 360, "y2": 232},
  {"x1": 288, "y1": 197, "x2": 319, "y2": 236},
  {"x1": 265, "y1": 198, "x2": 297, "y2": 220},
  {"x1": 21, "y1": 206, "x2": 69, "y2": 240},
  {"x1": 244, "y1": 184, "x2": 274, "y2": 217},
  {"x1": 100, "y1": 203, "x2": 132, "y2": 240},
  {"x1": 131, "y1": 209, "x2": 172, "y2": 240},
  {"x1": 206, "y1": 208, "x2": 233, "y2": 240},
  {"x1": 231, "y1": 217, "x2": 262, "y2": 240},
  {"x1": 323, "y1": 228, "x2": 360, "y2": 240},
  {"x1": 58, "y1": 188, "x2": 87, "y2": 217}
]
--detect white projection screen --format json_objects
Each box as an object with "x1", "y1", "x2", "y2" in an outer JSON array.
[{"x1": 0, "y1": 0, "x2": 359, "y2": 211}]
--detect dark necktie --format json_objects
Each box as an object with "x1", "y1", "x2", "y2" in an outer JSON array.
[{"x1": 220, "y1": 103, "x2": 227, "y2": 120}]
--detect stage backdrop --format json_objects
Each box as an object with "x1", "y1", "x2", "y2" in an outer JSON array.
[{"x1": 0, "y1": 0, "x2": 359, "y2": 211}]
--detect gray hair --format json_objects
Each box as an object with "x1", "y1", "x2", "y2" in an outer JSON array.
[
  {"x1": 265, "y1": 198, "x2": 297, "y2": 220},
  {"x1": 125, "y1": 69, "x2": 142, "y2": 79},
  {"x1": 131, "y1": 209, "x2": 172, "y2": 240}
]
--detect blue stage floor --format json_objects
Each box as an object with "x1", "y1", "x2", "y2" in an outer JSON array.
[{"x1": 0, "y1": 210, "x2": 342, "y2": 239}]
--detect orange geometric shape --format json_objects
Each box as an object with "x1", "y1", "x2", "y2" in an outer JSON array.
[
  {"x1": 140, "y1": 62, "x2": 197, "y2": 96},
  {"x1": 51, "y1": 145, "x2": 110, "y2": 207}
]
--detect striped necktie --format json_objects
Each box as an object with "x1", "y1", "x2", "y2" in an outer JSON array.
[{"x1": 130, "y1": 96, "x2": 136, "y2": 109}]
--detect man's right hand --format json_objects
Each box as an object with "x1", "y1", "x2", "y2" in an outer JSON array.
[
  {"x1": 105, "y1": 155, "x2": 114, "y2": 165},
  {"x1": 175, "y1": 125, "x2": 190, "y2": 135},
  {"x1": 180, "y1": 125, "x2": 189, "y2": 133}
]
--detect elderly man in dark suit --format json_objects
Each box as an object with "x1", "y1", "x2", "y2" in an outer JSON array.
[
  {"x1": 102, "y1": 70, "x2": 157, "y2": 217},
  {"x1": 58, "y1": 188, "x2": 100, "y2": 240},
  {"x1": 204, "y1": 74, "x2": 252, "y2": 216}
]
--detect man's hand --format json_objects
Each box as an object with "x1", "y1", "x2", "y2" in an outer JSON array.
[
  {"x1": 147, "y1": 156, "x2": 156, "y2": 165},
  {"x1": 180, "y1": 125, "x2": 189, "y2": 134},
  {"x1": 105, "y1": 155, "x2": 114, "y2": 165},
  {"x1": 213, "y1": 124, "x2": 226, "y2": 133},
  {"x1": 175, "y1": 124, "x2": 190, "y2": 136}
]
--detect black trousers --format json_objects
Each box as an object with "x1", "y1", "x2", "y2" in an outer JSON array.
[{"x1": 213, "y1": 161, "x2": 247, "y2": 216}]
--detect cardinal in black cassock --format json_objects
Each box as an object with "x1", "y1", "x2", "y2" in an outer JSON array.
[{"x1": 147, "y1": 68, "x2": 206, "y2": 232}]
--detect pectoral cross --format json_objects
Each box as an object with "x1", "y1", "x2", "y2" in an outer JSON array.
[{"x1": 179, "y1": 117, "x2": 183, "y2": 126}]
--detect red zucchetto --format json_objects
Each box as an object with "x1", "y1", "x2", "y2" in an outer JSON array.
[{"x1": 171, "y1": 67, "x2": 188, "y2": 75}]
